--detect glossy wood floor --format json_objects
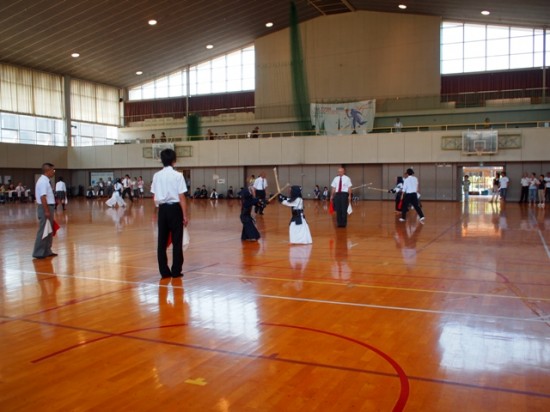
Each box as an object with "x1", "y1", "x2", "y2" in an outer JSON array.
[{"x1": 1, "y1": 196, "x2": 549, "y2": 411}]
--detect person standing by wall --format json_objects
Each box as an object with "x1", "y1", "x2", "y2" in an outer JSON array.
[
  {"x1": 399, "y1": 168, "x2": 425, "y2": 223},
  {"x1": 330, "y1": 167, "x2": 352, "y2": 228},
  {"x1": 537, "y1": 174, "x2": 546, "y2": 208},
  {"x1": 499, "y1": 171, "x2": 510, "y2": 201},
  {"x1": 393, "y1": 118, "x2": 403, "y2": 132},
  {"x1": 252, "y1": 172, "x2": 268, "y2": 215},
  {"x1": 55, "y1": 177, "x2": 67, "y2": 211},
  {"x1": 490, "y1": 173, "x2": 500, "y2": 203},
  {"x1": 462, "y1": 175, "x2": 470, "y2": 201},
  {"x1": 151, "y1": 149, "x2": 189, "y2": 278},
  {"x1": 32, "y1": 163, "x2": 57, "y2": 259},
  {"x1": 528, "y1": 172, "x2": 538, "y2": 206},
  {"x1": 519, "y1": 172, "x2": 530, "y2": 204}
]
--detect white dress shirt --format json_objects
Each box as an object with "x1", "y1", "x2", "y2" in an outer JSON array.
[{"x1": 151, "y1": 166, "x2": 187, "y2": 204}]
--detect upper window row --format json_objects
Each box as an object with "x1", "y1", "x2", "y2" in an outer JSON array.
[
  {"x1": 128, "y1": 46, "x2": 254, "y2": 101},
  {"x1": 128, "y1": 24, "x2": 549, "y2": 98},
  {"x1": 441, "y1": 22, "x2": 549, "y2": 74}
]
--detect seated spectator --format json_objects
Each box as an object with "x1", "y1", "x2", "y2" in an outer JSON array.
[
  {"x1": 160, "y1": 131, "x2": 167, "y2": 142},
  {"x1": 0, "y1": 184, "x2": 6, "y2": 204},
  {"x1": 207, "y1": 129, "x2": 215, "y2": 140},
  {"x1": 193, "y1": 187, "x2": 201, "y2": 198},
  {"x1": 210, "y1": 188, "x2": 219, "y2": 199},
  {"x1": 227, "y1": 186, "x2": 234, "y2": 199},
  {"x1": 313, "y1": 185, "x2": 321, "y2": 200},
  {"x1": 322, "y1": 186, "x2": 329, "y2": 200},
  {"x1": 86, "y1": 185, "x2": 96, "y2": 198},
  {"x1": 251, "y1": 126, "x2": 259, "y2": 138},
  {"x1": 199, "y1": 185, "x2": 208, "y2": 198},
  {"x1": 15, "y1": 182, "x2": 26, "y2": 200}
]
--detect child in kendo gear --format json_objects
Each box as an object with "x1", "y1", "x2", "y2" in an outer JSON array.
[
  {"x1": 279, "y1": 185, "x2": 313, "y2": 244},
  {"x1": 389, "y1": 176, "x2": 404, "y2": 213},
  {"x1": 239, "y1": 188, "x2": 264, "y2": 241}
]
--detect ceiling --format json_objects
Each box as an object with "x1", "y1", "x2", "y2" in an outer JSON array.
[{"x1": 0, "y1": 0, "x2": 548, "y2": 88}]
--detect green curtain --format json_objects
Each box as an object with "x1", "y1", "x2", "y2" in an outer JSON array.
[
  {"x1": 187, "y1": 114, "x2": 201, "y2": 140},
  {"x1": 290, "y1": 1, "x2": 311, "y2": 133}
]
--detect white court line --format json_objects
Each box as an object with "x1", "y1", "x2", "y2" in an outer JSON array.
[
  {"x1": 22, "y1": 269, "x2": 548, "y2": 324},
  {"x1": 528, "y1": 208, "x2": 550, "y2": 261},
  {"x1": 256, "y1": 293, "x2": 550, "y2": 324},
  {"x1": 537, "y1": 229, "x2": 550, "y2": 261}
]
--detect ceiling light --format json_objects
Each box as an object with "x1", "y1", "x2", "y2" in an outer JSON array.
[
  {"x1": 398, "y1": 5, "x2": 407, "y2": 10},
  {"x1": 206, "y1": 44, "x2": 214, "y2": 49},
  {"x1": 136, "y1": 71, "x2": 143, "y2": 75},
  {"x1": 481, "y1": 10, "x2": 490, "y2": 16},
  {"x1": 71, "y1": 52, "x2": 80, "y2": 58},
  {"x1": 265, "y1": 22, "x2": 274, "y2": 28},
  {"x1": 148, "y1": 19, "x2": 157, "y2": 26}
]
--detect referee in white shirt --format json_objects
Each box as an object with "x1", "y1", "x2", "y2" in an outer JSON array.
[
  {"x1": 399, "y1": 168, "x2": 425, "y2": 222},
  {"x1": 151, "y1": 149, "x2": 189, "y2": 278},
  {"x1": 33, "y1": 162, "x2": 57, "y2": 259},
  {"x1": 252, "y1": 172, "x2": 268, "y2": 214},
  {"x1": 330, "y1": 167, "x2": 352, "y2": 227}
]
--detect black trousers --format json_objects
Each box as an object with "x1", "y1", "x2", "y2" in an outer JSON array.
[
  {"x1": 333, "y1": 192, "x2": 349, "y2": 227},
  {"x1": 519, "y1": 186, "x2": 529, "y2": 203},
  {"x1": 121, "y1": 187, "x2": 133, "y2": 201},
  {"x1": 157, "y1": 203, "x2": 184, "y2": 277},
  {"x1": 254, "y1": 189, "x2": 266, "y2": 213},
  {"x1": 401, "y1": 193, "x2": 424, "y2": 220}
]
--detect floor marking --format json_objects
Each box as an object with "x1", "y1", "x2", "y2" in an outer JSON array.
[
  {"x1": 14, "y1": 267, "x2": 550, "y2": 323},
  {"x1": 185, "y1": 377, "x2": 207, "y2": 386},
  {"x1": 537, "y1": 229, "x2": 550, "y2": 261},
  {"x1": 189, "y1": 270, "x2": 550, "y2": 303},
  {"x1": 256, "y1": 293, "x2": 550, "y2": 323}
]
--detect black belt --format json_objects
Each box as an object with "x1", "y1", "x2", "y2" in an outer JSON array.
[{"x1": 160, "y1": 203, "x2": 179, "y2": 206}]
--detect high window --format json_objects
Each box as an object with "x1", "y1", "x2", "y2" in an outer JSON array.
[
  {"x1": 441, "y1": 22, "x2": 549, "y2": 74},
  {"x1": 128, "y1": 45, "x2": 254, "y2": 100}
]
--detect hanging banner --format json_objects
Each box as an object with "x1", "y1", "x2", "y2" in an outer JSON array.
[{"x1": 310, "y1": 99, "x2": 376, "y2": 135}]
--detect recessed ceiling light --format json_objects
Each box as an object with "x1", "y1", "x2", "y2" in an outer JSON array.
[
  {"x1": 481, "y1": 10, "x2": 490, "y2": 16},
  {"x1": 71, "y1": 52, "x2": 80, "y2": 58},
  {"x1": 136, "y1": 71, "x2": 143, "y2": 75},
  {"x1": 148, "y1": 19, "x2": 157, "y2": 26},
  {"x1": 206, "y1": 44, "x2": 214, "y2": 49},
  {"x1": 266, "y1": 22, "x2": 274, "y2": 28},
  {"x1": 398, "y1": 4, "x2": 407, "y2": 10}
]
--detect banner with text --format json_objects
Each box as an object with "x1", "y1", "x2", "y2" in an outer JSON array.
[{"x1": 311, "y1": 99, "x2": 376, "y2": 135}]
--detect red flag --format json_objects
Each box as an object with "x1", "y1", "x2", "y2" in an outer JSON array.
[
  {"x1": 397, "y1": 198, "x2": 403, "y2": 211},
  {"x1": 53, "y1": 220, "x2": 60, "y2": 236},
  {"x1": 329, "y1": 201, "x2": 335, "y2": 214}
]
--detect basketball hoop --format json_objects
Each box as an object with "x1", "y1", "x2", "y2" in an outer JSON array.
[{"x1": 474, "y1": 141, "x2": 485, "y2": 157}]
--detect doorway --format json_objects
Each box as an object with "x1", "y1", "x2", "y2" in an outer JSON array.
[{"x1": 462, "y1": 165, "x2": 503, "y2": 198}]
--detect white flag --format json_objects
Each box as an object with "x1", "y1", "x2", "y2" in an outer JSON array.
[
  {"x1": 347, "y1": 204, "x2": 353, "y2": 215},
  {"x1": 183, "y1": 227, "x2": 190, "y2": 250},
  {"x1": 42, "y1": 219, "x2": 53, "y2": 239}
]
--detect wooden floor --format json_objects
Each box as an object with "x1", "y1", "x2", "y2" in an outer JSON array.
[{"x1": 1, "y1": 196, "x2": 549, "y2": 411}]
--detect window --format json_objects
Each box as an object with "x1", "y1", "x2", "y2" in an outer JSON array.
[
  {"x1": 441, "y1": 22, "x2": 549, "y2": 74},
  {"x1": 128, "y1": 45, "x2": 255, "y2": 100},
  {"x1": 0, "y1": 112, "x2": 65, "y2": 146}
]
